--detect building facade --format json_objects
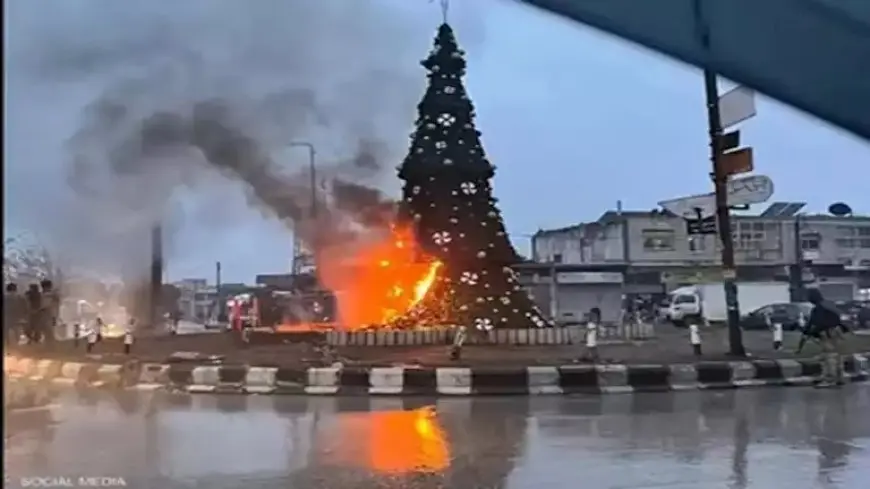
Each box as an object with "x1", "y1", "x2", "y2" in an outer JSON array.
[
  {"x1": 174, "y1": 278, "x2": 216, "y2": 321},
  {"x1": 522, "y1": 208, "x2": 870, "y2": 322}
]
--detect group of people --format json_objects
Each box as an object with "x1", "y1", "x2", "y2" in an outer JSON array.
[{"x1": 3, "y1": 279, "x2": 60, "y2": 347}]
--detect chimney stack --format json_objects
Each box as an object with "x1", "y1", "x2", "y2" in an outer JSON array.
[{"x1": 150, "y1": 224, "x2": 163, "y2": 327}]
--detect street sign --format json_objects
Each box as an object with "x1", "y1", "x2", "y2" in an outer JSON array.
[
  {"x1": 719, "y1": 85, "x2": 756, "y2": 128},
  {"x1": 685, "y1": 216, "x2": 718, "y2": 235},
  {"x1": 721, "y1": 147, "x2": 754, "y2": 176},
  {"x1": 720, "y1": 131, "x2": 740, "y2": 151},
  {"x1": 658, "y1": 174, "x2": 774, "y2": 219}
]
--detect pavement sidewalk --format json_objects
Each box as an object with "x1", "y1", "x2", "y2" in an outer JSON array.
[{"x1": 10, "y1": 325, "x2": 870, "y2": 369}]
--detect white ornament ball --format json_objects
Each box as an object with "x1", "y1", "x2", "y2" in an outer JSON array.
[{"x1": 477, "y1": 251, "x2": 486, "y2": 258}]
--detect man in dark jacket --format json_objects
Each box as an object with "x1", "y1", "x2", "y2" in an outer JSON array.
[
  {"x1": 806, "y1": 288, "x2": 847, "y2": 387},
  {"x1": 40, "y1": 279, "x2": 60, "y2": 345},
  {"x1": 25, "y1": 283, "x2": 43, "y2": 343},
  {"x1": 4, "y1": 283, "x2": 26, "y2": 346}
]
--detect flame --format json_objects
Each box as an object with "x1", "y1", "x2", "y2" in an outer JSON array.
[
  {"x1": 316, "y1": 225, "x2": 441, "y2": 329},
  {"x1": 325, "y1": 407, "x2": 451, "y2": 474}
]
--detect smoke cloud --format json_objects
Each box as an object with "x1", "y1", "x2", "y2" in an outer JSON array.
[{"x1": 4, "y1": 0, "x2": 484, "y2": 282}]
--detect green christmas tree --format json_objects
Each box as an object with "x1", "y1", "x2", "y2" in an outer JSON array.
[{"x1": 396, "y1": 23, "x2": 550, "y2": 331}]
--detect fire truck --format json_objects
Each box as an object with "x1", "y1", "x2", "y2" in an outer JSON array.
[{"x1": 227, "y1": 287, "x2": 336, "y2": 331}]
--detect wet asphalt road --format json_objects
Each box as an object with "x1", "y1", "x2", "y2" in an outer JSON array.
[{"x1": 4, "y1": 385, "x2": 870, "y2": 489}]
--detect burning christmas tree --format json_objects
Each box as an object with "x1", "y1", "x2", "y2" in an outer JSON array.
[{"x1": 392, "y1": 23, "x2": 550, "y2": 331}]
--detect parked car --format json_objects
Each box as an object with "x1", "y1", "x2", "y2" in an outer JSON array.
[
  {"x1": 740, "y1": 302, "x2": 813, "y2": 331},
  {"x1": 840, "y1": 301, "x2": 870, "y2": 329}
]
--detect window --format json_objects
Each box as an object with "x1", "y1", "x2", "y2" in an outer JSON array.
[
  {"x1": 800, "y1": 233, "x2": 820, "y2": 250},
  {"x1": 836, "y1": 238, "x2": 856, "y2": 248},
  {"x1": 642, "y1": 229, "x2": 675, "y2": 251},
  {"x1": 837, "y1": 226, "x2": 856, "y2": 236},
  {"x1": 861, "y1": 239, "x2": 870, "y2": 249},
  {"x1": 858, "y1": 227, "x2": 870, "y2": 236},
  {"x1": 860, "y1": 259, "x2": 870, "y2": 267},
  {"x1": 688, "y1": 236, "x2": 706, "y2": 252},
  {"x1": 751, "y1": 305, "x2": 775, "y2": 316},
  {"x1": 552, "y1": 253, "x2": 563, "y2": 263},
  {"x1": 732, "y1": 221, "x2": 767, "y2": 250},
  {"x1": 673, "y1": 294, "x2": 696, "y2": 305}
]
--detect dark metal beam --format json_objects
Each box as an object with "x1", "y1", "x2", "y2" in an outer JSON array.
[{"x1": 518, "y1": 0, "x2": 870, "y2": 140}]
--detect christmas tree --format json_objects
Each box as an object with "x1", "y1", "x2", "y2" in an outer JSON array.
[{"x1": 396, "y1": 23, "x2": 550, "y2": 331}]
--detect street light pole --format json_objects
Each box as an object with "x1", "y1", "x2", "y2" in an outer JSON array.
[
  {"x1": 288, "y1": 141, "x2": 318, "y2": 218},
  {"x1": 289, "y1": 142, "x2": 317, "y2": 276},
  {"x1": 697, "y1": 0, "x2": 745, "y2": 356}
]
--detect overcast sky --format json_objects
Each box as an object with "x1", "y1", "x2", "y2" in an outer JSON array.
[{"x1": 5, "y1": 0, "x2": 868, "y2": 284}]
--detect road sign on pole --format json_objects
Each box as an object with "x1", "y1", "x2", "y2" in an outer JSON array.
[
  {"x1": 721, "y1": 131, "x2": 741, "y2": 151},
  {"x1": 721, "y1": 147, "x2": 754, "y2": 176},
  {"x1": 719, "y1": 86, "x2": 756, "y2": 128},
  {"x1": 658, "y1": 174, "x2": 774, "y2": 218},
  {"x1": 685, "y1": 216, "x2": 718, "y2": 235}
]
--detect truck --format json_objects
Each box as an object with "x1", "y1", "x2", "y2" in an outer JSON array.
[{"x1": 666, "y1": 281, "x2": 791, "y2": 325}]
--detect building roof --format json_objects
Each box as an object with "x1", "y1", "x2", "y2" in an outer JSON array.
[{"x1": 533, "y1": 208, "x2": 870, "y2": 238}]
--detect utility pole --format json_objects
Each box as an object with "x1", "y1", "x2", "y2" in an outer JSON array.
[
  {"x1": 150, "y1": 224, "x2": 163, "y2": 329},
  {"x1": 697, "y1": 1, "x2": 745, "y2": 356},
  {"x1": 289, "y1": 142, "x2": 317, "y2": 275},
  {"x1": 790, "y1": 215, "x2": 805, "y2": 302}
]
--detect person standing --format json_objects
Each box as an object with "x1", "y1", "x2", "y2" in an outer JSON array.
[
  {"x1": 24, "y1": 283, "x2": 43, "y2": 344},
  {"x1": 4, "y1": 283, "x2": 26, "y2": 347},
  {"x1": 40, "y1": 279, "x2": 61, "y2": 345},
  {"x1": 806, "y1": 288, "x2": 848, "y2": 387}
]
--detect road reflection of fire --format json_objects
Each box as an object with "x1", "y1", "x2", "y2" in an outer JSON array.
[{"x1": 325, "y1": 406, "x2": 450, "y2": 474}]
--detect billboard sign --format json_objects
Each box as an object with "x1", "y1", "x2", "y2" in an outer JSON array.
[{"x1": 658, "y1": 174, "x2": 774, "y2": 218}]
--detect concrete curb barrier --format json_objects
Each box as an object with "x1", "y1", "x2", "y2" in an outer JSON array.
[
  {"x1": 4, "y1": 353, "x2": 867, "y2": 396},
  {"x1": 323, "y1": 324, "x2": 656, "y2": 347}
]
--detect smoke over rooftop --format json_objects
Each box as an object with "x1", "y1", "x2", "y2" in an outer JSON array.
[{"x1": 4, "y1": 0, "x2": 484, "y2": 282}]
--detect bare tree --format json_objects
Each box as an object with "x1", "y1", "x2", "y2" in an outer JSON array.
[{"x1": 3, "y1": 234, "x2": 63, "y2": 287}]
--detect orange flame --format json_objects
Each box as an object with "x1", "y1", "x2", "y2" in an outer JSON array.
[
  {"x1": 325, "y1": 407, "x2": 451, "y2": 474},
  {"x1": 316, "y1": 225, "x2": 440, "y2": 329}
]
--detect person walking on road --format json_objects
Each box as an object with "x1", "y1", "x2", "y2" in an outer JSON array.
[
  {"x1": 4, "y1": 283, "x2": 26, "y2": 347},
  {"x1": 40, "y1": 279, "x2": 61, "y2": 345},
  {"x1": 806, "y1": 288, "x2": 849, "y2": 388},
  {"x1": 24, "y1": 283, "x2": 43, "y2": 344}
]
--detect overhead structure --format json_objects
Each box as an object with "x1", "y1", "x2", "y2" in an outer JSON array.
[
  {"x1": 759, "y1": 202, "x2": 806, "y2": 218},
  {"x1": 518, "y1": 0, "x2": 870, "y2": 141}
]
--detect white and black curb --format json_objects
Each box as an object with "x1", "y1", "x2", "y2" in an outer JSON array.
[{"x1": 5, "y1": 353, "x2": 868, "y2": 396}]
